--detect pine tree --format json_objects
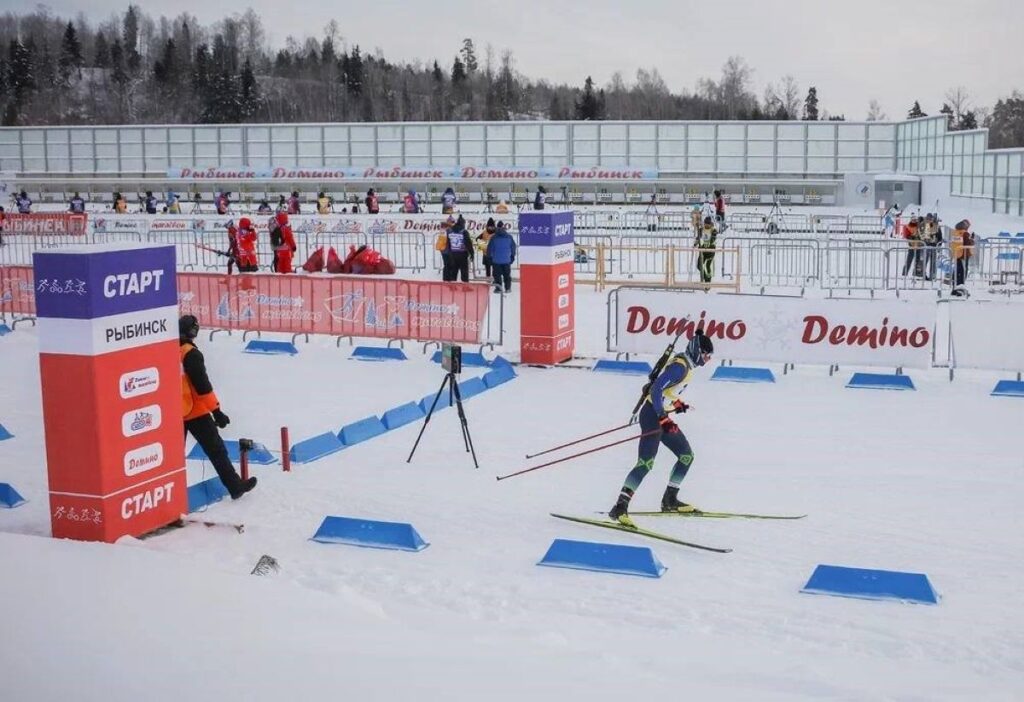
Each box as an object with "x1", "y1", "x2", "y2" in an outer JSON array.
[
  {"x1": 460, "y1": 38, "x2": 478, "y2": 73},
  {"x1": 802, "y1": 86, "x2": 818, "y2": 120},
  {"x1": 575, "y1": 76, "x2": 601, "y2": 120},
  {"x1": 240, "y1": 58, "x2": 259, "y2": 120},
  {"x1": 939, "y1": 103, "x2": 954, "y2": 130},
  {"x1": 988, "y1": 95, "x2": 1024, "y2": 148},
  {"x1": 8, "y1": 39, "x2": 36, "y2": 100},
  {"x1": 957, "y1": 110, "x2": 977, "y2": 130},
  {"x1": 153, "y1": 39, "x2": 176, "y2": 85},
  {"x1": 94, "y1": 32, "x2": 110, "y2": 68},
  {"x1": 110, "y1": 38, "x2": 127, "y2": 87},
  {"x1": 548, "y1": 93, "x2": 567, "y2": 120},
  {"x1": 432, "y1": 60, "x2": 444, "y2": 84},
  {"x1": 123, "y1": 5, "x2": 142, "y2": 72},
  {"x1": 451, "y1": 55, "x2": 466, "y2": 85},
  {"x1": 907, "y1": 100, "x2": 926, "y2": 118},
  {"x1": 345, "y1": 46, "x2": 364, "y2": 95},
  {"x1": 59, "y1": 21, "x2": 84, "y2": 84}
]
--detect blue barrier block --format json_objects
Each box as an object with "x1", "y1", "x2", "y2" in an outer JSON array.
[
  {"x1": 187, "y1": 477, "x2": 230, "y2": 512},
  {"x1": 711, "y1": 366, "x2": 777, "y2": 383},
  {"x1": 800, "y1": 564, "x2": 938, "y2": 605},
  {"x1": 290, "y1": 432, "x2": 346, "y2": 463},
  {"x1": 456, "y1": 376, "x2": 487, "y2": 400},
  {"x1": 0, "y1": 324, "x2": 11, "y2": 336},
  {"x1": 419, "y1": 390, "x2": 452, "y2": 415},
  {"x1": 351, "y1": 346, "x2": 408, "y2": 362},
  {"x1": 244, "y1": 339, "x2": 299, "y2": 355},
  {"x1": 538, "y1": 539, "x2": 666, "y2": 578},
  {"x1": 338, "y1": 416, "x2": 388, "y2": 446},
  {"x1": 0, "y1": 423, "x2": 12, "y2": 441},
  {"x1": 310, "y1": 516, "x2": 429, "y2": 551},
  {"x1": 846, "y1": 372, "x2": 915, "y2": 391},
  {"x1": 991, "y1": 380, "x2": 1024, "y2": 397},
  {"x1": 483, "y1": 364, "x2": 517, "y2": 388},
  {"x1": 592, "y1": 359, "x2": 654, "y2": 376},
  {"x1": 430, "y1": 350, "x2": 490, "y2": 367},
  {"x1": 0, "y1": 482, "x2": 27, "y2": 508},
  {"x1": 381, "y1": 402, "x2": 427, "y2": 430},
  {"x1": 188, "y1": 440, "x2": 277, "y2": 465}
]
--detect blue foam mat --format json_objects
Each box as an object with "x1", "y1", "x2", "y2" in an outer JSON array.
[
  {"x1": 0, "y1": 324, "x2": 11, "y2": 336},
  {"x1": 351, "y1": 346, "x2": 408, "y2": 361},
  {"x1": 338, "y1": 416, "x2": 388, "y2": 446},
  {"x1": 592, "y1": 359, "x2": 654, "y2": 376},
  {"x1": 538, "y1": 539, "x2": 666, "y2": 578},
  {"x1": 801, "y1": 564, "x2": 938, "y2": 604},
  {"x1": 244, "y1": 339, "x2": 299, "y2": 355},
  {"x1": 711, "y1": 366, "x2": 776, "y2": 383},
  {"x1": 846, "y1": 372, "x2": 915, "y2": 391},
  {"x1": 290, "y1": 432, "x2": 346, "y2": 463},
  {"x1": 483, "y1": 364, "x2": 517, "y2": 388},
  {"x1": 456, "y1": 376, "x2": 487, "y2": 400},
  {"x1": 991, "y1": 380, "x2": 1024, "y2": 397},
  {"x1": 187, "y1": 477, "x2": 229, "y2": 512},
  {"x1": 0, "y1": 423, "x2": 13, "y2": 441},
  {"x1": 310, "y1": 515, "x2": 429, "y2": 551},
  {"x1": 188, "y1": 440, "x2": 277, "y2": 464},
  {"x1": 419, "y1": 390, "x2": 453, "y2": 415},
  {"x1": 381, "y1": 402, "x2": 427, "y2": 430},
  {"x1": 0, "y1": 482, "x2": 27, "y2": 508}
]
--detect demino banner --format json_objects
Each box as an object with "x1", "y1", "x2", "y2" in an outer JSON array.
[{"x1": 615, "y1": 289, "x2": 937, "y2": 369}]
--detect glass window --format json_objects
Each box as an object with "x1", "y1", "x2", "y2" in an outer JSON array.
[
  {"x1": 351, "y1": 142, "x2": 374, "y2": 157},
  {"x1": 688, "y1": 124, "x2": 714, "y2": 139},
  {"x1": 839, "y1": 157, "x2": 865, "y2": 171},
  {"x1": 575, "y1": 140, "x2": 598, "y2": 156},
  {"x1": 517, "y1": 141, "x2": 541, "y2": 157},
  {"x1": 46, "y1": 130, "x2": 69, "y2": 144},
  {"x1": 869, "y1": 140, "x2": 895, "y2": 157},
  {"x1": 573, "y1": 124, "x2": 598, "y2": 139},
  {"x1": 838, "y1": 140, "x2": 864, "y2": 156},
  {"x1": 778, "y1": 140, "x2": 804, "y2": 157},
  {"x1": 717, "y1": 124, "x2": 744, "y2": 140},
  {"x1": 543, "y1": 140, "x2": 568, "y2": 156},
  {"x1": 807, "y1": 156, "x2": 834, "y2": 172},
  {"x1": 601, "y1": 123, "x2": 627, "y2": 139},
  {"x1": 71, "y1": 144, "x2": 93, "y2": 159},
  {"x1": 718, "y1": 156, "x2": 744, "y2": 171},
  {"x1": 777, "y1": 156, "x2": 804, "y2": 172},
  {"x1": 298, "y1": 141, "x2": 321, "y2": 158},
  {"x1": 351, "y1": 126, "x2": 375, "y2": 141},
  {"x1": 377, "y1": 125, "x2": 402, "y2": 140},
  {"x1": 718, "y1": 140, "x2": 744, "y2": 157},
  {"x1": 659, "y1": 140, "x2": 685, "y2": 156},
  {"x1": 658, "y1": 156, "x2": 685, "y2": 169},
  {"x1": 688, "y1": 140, "x2": 713, "y2": 156},
  {"x1": 748, "y1": 140, "x2": 773, "y2": 157},
  {"x1": 657, "y1": 124, "x2": 686, "y2": 139},
  {"x1": 777, "y1": 124, "x2": 804, "y2": 140},
  {"x1": 747, "y1": 124, "x2": 774, "y2": 139},
  {"x1": 195, "y1": 143, "x2": 217, "y2": 159},
  {"x1": 630, "y1": 140, "x2": 655, "y2": 156},
  {"x1": 601, "y1": 139, "x2": 626, "y2": 156},
  {"x1": 95, "y1": 130, "x2": 118, "y2": 144},
  {"x1": 543, "y1": 124, "x2": 568, "y2": 139},
  {"x1": 688, "y1": 156, "x2": 714, "y2": 171},
  {"x1": 432, "y1": 141, "x2": 456, "y2": 158},
  {"x1": 629, "y1": 124, "x2": 655, "y2": 139},
  {"x1": 807, "y1": 124, "x2": 835, "y2": 140},
  {"x1": 838, "y1": 124, "x2": 865, "y2": 140},
  {"x1": 405, "y1": 142, "x2": 429, "y2": 159},
  {"x1": 515, "y1": 124, "x2": 541, "y2": 140},
  {"x1": 489, "y1": 141, "x2": 513, "y2": 157},
  {"x1": 323, "y1": 126, "x2": 348, "y2": 141},
  {"x1": 460, "y1": 141, "x2": 484, "y2": 158},
  {"x1": 297, "y1": 126, "x2": 320, "y2": 141},
  {"x1": 246, "y1": 127, "x2": 268, "y2": 143},
  {"x1": 378, "y1": 142, "x2": 401, "y2": 157},
  {"x1": 747, "y1": 156, "x2": 773, "y2": 172},
  {"x1": 431, "y1": 125, "x2": 456, "y2": 140},
  {"x1": 487, "y1": 124, "x2": 512, "y2": 140}
]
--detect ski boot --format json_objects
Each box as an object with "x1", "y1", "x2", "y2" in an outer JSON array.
[
  {"x1": 230, "y1": 476, "x2": 258, "y2": 500},
  {"x1": 608, "y1": 497, "x2": 636, "y2": 528},
  {"x1": 661, "y1": 486, "x2": 697, "y2": 513}
]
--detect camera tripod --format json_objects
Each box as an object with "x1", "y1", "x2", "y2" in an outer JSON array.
[{"x1": 406, "y1": 371, "x2": 479, "y2": 469}]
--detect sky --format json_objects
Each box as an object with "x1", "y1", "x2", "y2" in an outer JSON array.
[{"x1": 8, "y1": 0, "x2": 1023, "y2": 120}]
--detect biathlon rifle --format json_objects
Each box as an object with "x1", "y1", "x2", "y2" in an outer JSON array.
[
  {"x1": 629, "y1": 320, "x2": 688, "y2": 424},
  {"x1": 195, "y1": 242, "x2": 237, "y2": 261}
]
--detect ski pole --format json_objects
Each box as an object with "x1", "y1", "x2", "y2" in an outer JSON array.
[
  {"x1": 524, "y1": 421, "x2": 635, "y2": 460},
  {"x1": 496, "y1": 428, "x2": 662, "y2": 482}
]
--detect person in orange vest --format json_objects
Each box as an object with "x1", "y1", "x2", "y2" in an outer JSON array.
[
  {"x1": 235, "y1": 217, "x2": 259, "y2": 272},
  {"x1": 270, "y1": 211, "x2": 297, "y2": 273},
  {"x1": 179, "y1": 315, "x2": 256, "y2": 499}
]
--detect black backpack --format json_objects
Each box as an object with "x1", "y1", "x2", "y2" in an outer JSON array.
[{"x1": 270, "y1": 224, "x2": 284, "y2": 248}]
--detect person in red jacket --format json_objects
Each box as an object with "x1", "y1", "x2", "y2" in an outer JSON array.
[
  {"x1": 235, "y1": 217, "x2": 259, "y2": 272},
  {"x1": 270, "y1": 211, "x2": 297, "y2": 273}
]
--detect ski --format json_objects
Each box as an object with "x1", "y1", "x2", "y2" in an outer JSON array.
[
  {"x1": 550, "y1": 513, "x2": 731, "y2": 553},
  {"x1": 607, "y1": 510, "x2": 806, "y2": 521},
  {"x1": 184, "y1": 518, "x2": 245, "y2": 533}
]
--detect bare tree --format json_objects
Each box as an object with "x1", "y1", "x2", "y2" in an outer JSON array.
[
  {"x1": 945, "y1": 86, "x2": 971, "y2": 123},
  {"x1": 866, "y1": 99, "x2": 886, "y2": 121}
]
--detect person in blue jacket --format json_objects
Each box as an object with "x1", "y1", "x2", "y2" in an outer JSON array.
[
  {"x1": 444, "y1": 214, "x2": 473, "y2": 282},
  {"x1": 608, "y1": 331, "x2": 714, "y2": 527},
  {"x1": 486, "y1": 220, "x2": 517, "y2": 293}
]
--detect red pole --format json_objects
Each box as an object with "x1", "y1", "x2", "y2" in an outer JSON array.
[
  {"x1": 525, "y1": 421, "x2": 635, "y2": 459},
  {"x1": 281, "y1": 426, "x2": 291, "y2": 472},
  {"x1": 240, "y1": 449, "x2": 249, "y2": 481},
  {"x1": 496, "y1": 428, "x2": 662, "y2": 482}
]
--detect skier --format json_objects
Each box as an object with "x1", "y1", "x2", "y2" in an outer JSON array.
[
  {"x1": 695, "y1": 216, "x2": 718, "y2": 284},
  {"x1": 608, "y1": 331, "x2": 714, "y2": 527},
  {"x1": 179, "y1": 315, "x2": 257, "y2": 500},
  {"x1": 270, "y1": 211, "x2": 297, "y2": 273},
  {"x1": 235, "y1": 217, "x2": 259, "y2": 272}
]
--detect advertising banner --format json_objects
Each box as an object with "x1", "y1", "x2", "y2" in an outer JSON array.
[
  {"x1": 948, "y1": 300, "x2": 1024, "y2": 372},
  {"x1": 0, "y1": 265, "x2": 37, "y2": 316},
  {"x1": 518, "y1": 211, "x2": 575, "y2": 364},
  {"x1": 4, "y1": 213, "x2": 88, "y2": 236},
  {"x1": 177, "y1": 272, "x2": 491, "y2": 344},
  {"x1": 615, "y1": 289, "x2": 936, "y2": 369},
  {"x1": 167, "y1": 165, "x2": 658, "y2": 181},
  {"x1": 34, "y1": 244, "x2": 186, "y2": 542}
]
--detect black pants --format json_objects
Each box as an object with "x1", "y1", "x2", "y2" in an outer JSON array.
[
  {"x1": 903, "y1": 248, "x2": 922, "y2": 276},
  {"x1": 447, "y1": 251, "x2": 470, "y2": 282},
  {"x1": 482, "y1": 255, "x2": 493, "y2": 277},
  {"x1": 492, "y1": 263, "x2": 512, "y2": 291},
  {"x1": 237, "y1": 262, "x2": 258, "y2": 273},
  {"x1": 955, "y1": 257, "x2": 969, "y2": 286},
  {"x1": 440, "y1": 253, "x2": 452, "y2": 281},
  {"x1": 184, "y1": 414, "x2": 244, "y2": 495}
]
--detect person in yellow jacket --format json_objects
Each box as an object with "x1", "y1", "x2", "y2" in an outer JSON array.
[
  {"x1": 180, "y1": 315, "x2": 257, "y2": 499},
  {"x1": 317, "y1": 191, "x2": 333, "y2": 214},
  {"x1": 950, "y1": 219, "x2": 975, "y2": 295}
]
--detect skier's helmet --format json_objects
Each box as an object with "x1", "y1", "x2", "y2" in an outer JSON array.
[
  {"x1": 684, "y1": 331, "x2": 714, "y2": 366},
  {"x1": 179, "y1": 315, "x2": 200, "y2": 341}
]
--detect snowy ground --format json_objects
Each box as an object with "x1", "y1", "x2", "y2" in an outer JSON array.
[{"x1": 1, "y1": 291, "x2": 1023, "y2": 700}]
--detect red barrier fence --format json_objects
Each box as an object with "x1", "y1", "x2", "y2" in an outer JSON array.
[{"x1": 0, "y1": 265, "x2": 37, "y2": 317}]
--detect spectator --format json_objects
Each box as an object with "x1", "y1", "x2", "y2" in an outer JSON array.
[
  {"x1": 901, "y1": 218, "x2": 923, "y2": 277},
  {"x1": 950, "y1": 219, "x2": 975, "y2": 296},
  {"x1": 495, "y1": 200, "x2": 510, "y2": 214},
  {"x1": 144, "y1": 190, "x2": 158, "y2": 215},
  {"x1": 436, "y1": 215, "x2": 454, "y2": 279},
  {"x1": 486, "y1": 220, "x2": 517, "y2": 293},
  {"x1": 441, "y1": 186, "x2": 457, "y2": 214},
  {"x1": 166, "y1": 191, "x2": 181, "y2": 214},
  {"x1": 257, "y1": 199, "x2": 272, "y2": 214},
  {"x1": 533, "y1": 185, "x2": 546, "y2": 210},
  {"x1": 477, "y1": 217, "x2": 497, "y2": 278},
  {"x1": 276, "y1": 194, "x2": 288, "y2": 213},
  {"x1": 694, "y1": 216, "x2": 718, "y2": 284},
  {"x1": 270, "y1": 212, "x2": 297, "y2": 274},
  {"x1": 921, "y1": 213, "x2": 942, "y2": 281},
  {"x1": 444, "y1": 214, "x2": 473, "y2": 282},
  {"x1": 317, "y1": 191, "x2": 332, "y2": 215},
  {"x1": 287, "y1": 190, "x2": 301, "y2": 215},
  {"x1": 68, "y1": 192, "x2": 86, "y2": 214},
  {"x1": 15, "y1": 190, "x2": 32, "y2": 214},
  {"x1": 403, "y1": 189, "x2": 421, "y2": 214},
  {"x1": 0, "y1": 205, "x2": 6, "y2": 246},
  {"x1": 215, "y1": 191, "x2": 231, "y2": 215},
  {"x1": 114, "y1": 191, "x2": 127, "y2": 214},
  {"x1": 714, "y1": 189, "x2": 726, "y2": 225},
  {"x1": 645, "y1": 194, "x2": 659, "y2": 232},
  {"x1": 179, "y1": 315, "x2": 257, "y2": 500},
  {"x1": 351, "y1": 201, "x2": 360, "y2": 214},
  {"x1": 224, "y1": 220, "x2": 240, "y2": 274},
  {"x1": 365, "y1": 188, "x2": 379, "y2": 214},
  {"x1": 690, "y1": 205, "x2": 701, "y2": 234},
  {"x1": 235, "y1": 217, "x2": 259, "y2": 272}
]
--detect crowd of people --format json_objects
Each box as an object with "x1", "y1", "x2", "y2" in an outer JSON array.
[{"x1": 898, "y1": 210, "x2": 976, "y2": 296}]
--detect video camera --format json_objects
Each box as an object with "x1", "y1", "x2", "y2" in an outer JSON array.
[
  {"x1": 238, "y1": 438, "x2": 256, "y2": 453},
  {"x1": 441, "y1": 343, "x2": 462, "y2": 375}
]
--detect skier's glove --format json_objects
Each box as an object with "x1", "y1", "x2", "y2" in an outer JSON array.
[
  {"x1": 672, "y1": 400, "x2": 690, "y2": 414},
  {"x1": 658, "y1": 415, "x2": 680, "y2": 434},
  {"x1": 212, "y1": 409, "x2": 230, "y2": 429}
]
